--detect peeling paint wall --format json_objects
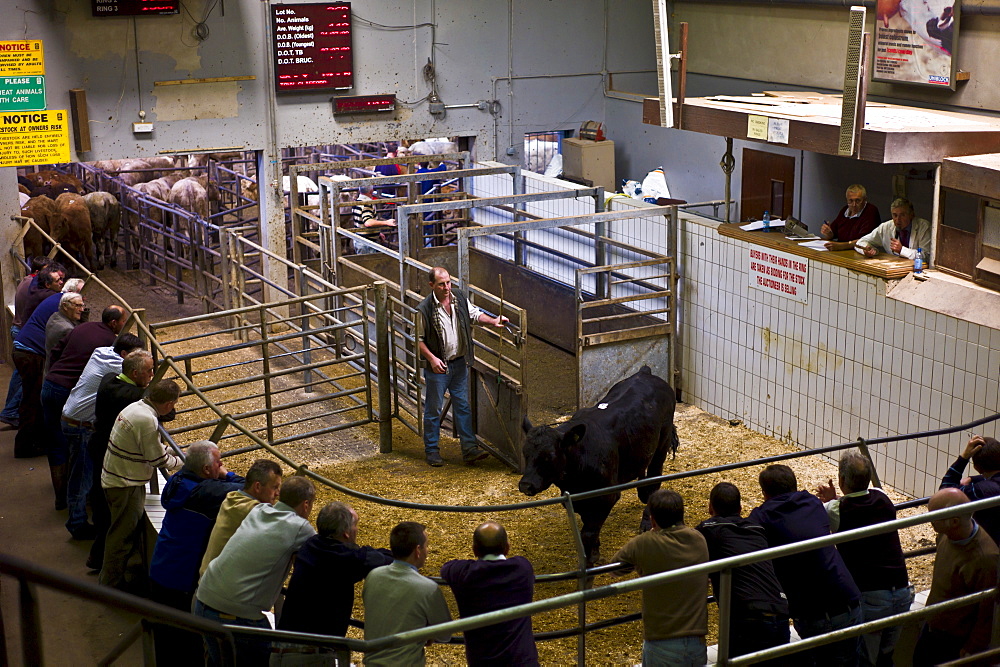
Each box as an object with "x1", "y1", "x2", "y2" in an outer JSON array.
[
  {"x1": 152, "y1": 81, "x2": 241, "y2": 121},
  {"x1": 3, "y1": 0, "x2": 616, "y2": 162}
]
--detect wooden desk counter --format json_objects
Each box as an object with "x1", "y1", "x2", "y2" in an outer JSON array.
[{"x1": 717, "y1": 223, "x2": 914, "y2": 280}]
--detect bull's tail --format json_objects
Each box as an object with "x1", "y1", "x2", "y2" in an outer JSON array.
[
  {"x1": 640, "y1": 365, "x2": 652, "y2": 375},
  {"x1": 669, "y1": 426, "x2": 680, "y2": 459}
]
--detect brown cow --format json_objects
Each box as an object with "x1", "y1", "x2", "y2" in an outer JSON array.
[
  {"x1": 20, "y1": 195, "x2": 57, "y2": 259},
  {"x1": 83, "y1": 191, "x2": 121, "y2": 269},
  {"x1": 54, "y1": 192, "x2": 94, "y2": 270}
]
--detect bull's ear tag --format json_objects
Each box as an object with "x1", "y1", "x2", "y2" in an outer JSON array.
[{"x1": 598, "y1": 403, "x2": 608, "y2": 410}]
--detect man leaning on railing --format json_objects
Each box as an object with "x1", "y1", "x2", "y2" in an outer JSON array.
[{"x1": 912, "y1": 488, "x2": 999, "y2": 666}]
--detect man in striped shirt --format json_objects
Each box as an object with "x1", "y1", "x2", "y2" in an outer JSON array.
[{"x1": 99, "y1": 379, "x2": 183, "y2": 591}]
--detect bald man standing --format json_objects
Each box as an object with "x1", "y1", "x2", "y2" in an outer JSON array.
[
  {"x1": 441, "y1": 522, "x2": 539, "y2": 666},
  {"x1": 913, "y1": 488, "x2": 999, "y2": 666}
]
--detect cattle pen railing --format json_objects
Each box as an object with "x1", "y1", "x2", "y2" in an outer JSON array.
[{"x1": 7, "y1": 212, "x2": 1000, "y2": 664}]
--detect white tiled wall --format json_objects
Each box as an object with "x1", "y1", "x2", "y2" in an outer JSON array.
[{"x1": 679, "y1": 213, "x2": 1000, "y2": 498}]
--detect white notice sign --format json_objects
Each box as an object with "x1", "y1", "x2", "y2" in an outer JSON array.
[
  {"x1": 748, "y1": 246, "x2": 808, "y2": 303},
  {"x1": 767, "y1": 118, "x2": 789, "y2": 144}
]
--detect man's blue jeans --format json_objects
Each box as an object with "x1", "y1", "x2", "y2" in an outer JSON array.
[
  {"x1": 1, "y1": 325, "x2": 22, "y2": 422},
  {"x1": 63, "y1": 420, "x2": 95, "y2": 532},
  {"x1": 642, "y1": 635, "x2": 707, "y2": 667},
  {"x1": 859, "y1": 586, "x2": 914, "y2": 666},
  {"x1": 423, "y1": 355, "x2": 476, "y2": 455},
  {"x1": 794, "y1": 603, "x2": 863, "y2": 666},
  {"x1": 193, "y1": 599, "x2": 271, "y2": 667},
  {"x1": 39, "y1": 380, "x2": 72, "y2": 466}
]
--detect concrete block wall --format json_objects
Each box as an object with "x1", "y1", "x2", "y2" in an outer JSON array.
[{"x1": 678, "y1": 213, "x2": 1000, "y2": 498}]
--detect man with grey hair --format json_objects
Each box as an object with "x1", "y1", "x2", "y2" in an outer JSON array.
[
  {"x1": 45, "y1": 287, "x2": 85, "y2": 373},
  {"x1": 820, "y1": 184, "x2": 880, "y2": 244},
  {"x1": 149, "y1": 440, "x2": 245, "y2": 664},
  {"x1": 816, "y1": 452, "x2": 912, "y2": 666},
  {"x1": 277, "y1": 501, "x2": 392, "y2": 665},
  {"x1": 827, "y1": 197, "x2": 931, "y2": 264}
]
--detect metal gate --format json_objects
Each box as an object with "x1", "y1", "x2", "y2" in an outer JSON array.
[{"x1": 575, "y1": 256, "x2": 674, "y2": 407}]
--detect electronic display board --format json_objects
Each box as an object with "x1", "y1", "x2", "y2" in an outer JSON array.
[
  {"x1": 91, "y1": 0, "x2": 180, "y2": 17},
  {"x1": 272, "y1": 3, "x2": 353, "y2": 93},
  {"x1": 333, "y1": 94, "x2": 395, "y2": 114}
]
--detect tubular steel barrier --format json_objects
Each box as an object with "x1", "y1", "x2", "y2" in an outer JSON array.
[
  {"x1": 0, "y1": 552, "x2": 236, "y2": 666},
  {"x1": 11, "y1": 199, "x2": 1000, "y2": 663},
  {"x1": 212, "y1": 495, "x2": 1000, "y2": 664}
]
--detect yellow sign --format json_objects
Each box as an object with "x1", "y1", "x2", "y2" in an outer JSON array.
[
  {"x1": 747, "y1": 114, "x2": 769, "y2": 140},
  {"x1": 0, "y1": 41, "x2": 44, "y2": 77},
  {"x1": 0, "y1": 110, "x2": 70, "y2": 167}
]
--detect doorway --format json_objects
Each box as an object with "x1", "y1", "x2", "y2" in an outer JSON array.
[{"x1": 740, "y1": 148, "x2": 795, "y2": 221}]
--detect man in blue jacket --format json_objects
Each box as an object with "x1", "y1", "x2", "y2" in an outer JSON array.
[
  {"x1": 149, "y1": 440, "x2": 244, "y2": 664},
  {"x1": 749, "y1": 464, "x2": 862, "y2": 666}
]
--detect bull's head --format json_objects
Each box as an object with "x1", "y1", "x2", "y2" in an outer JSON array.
[{"x1": 518, "y1": 417, "x2": 586, "y2": 496}]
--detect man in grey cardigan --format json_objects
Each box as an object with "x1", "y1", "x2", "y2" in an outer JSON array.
[
  {"x1": 194, "y1": 476, "x2": 316, "y2": 667},
  {"x1": 363, "y1": 521, "x2": 452, "y2": 666}
]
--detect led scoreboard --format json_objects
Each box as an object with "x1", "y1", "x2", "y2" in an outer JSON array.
[
  {"x1": 272, "y1": 3, "x2": 353, "y2": 93},
  {"x1": 91, "y1": 0, "x2": 179, "y2": 17}
]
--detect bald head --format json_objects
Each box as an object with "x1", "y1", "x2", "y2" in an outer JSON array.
[
  {"x1": 929, "y1": 488, "x2": 974, "y2": 540},
  {"x1": 929, "y1": 487, "x2": 969, "y2": 512},
  {"x1": 472, "y1": 521, "x2": 509, "y2": 558}
]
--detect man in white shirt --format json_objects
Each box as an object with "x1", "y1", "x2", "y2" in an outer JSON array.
[
  {"x1": 827, "y1": 198, "x2": 931, "y2": 264},
  {"x1": 416, "y1": 267, "x2": 506, "y2": 467},
  {"x1": 63, "y1": 333, "x2": 144, "y2": 539}
]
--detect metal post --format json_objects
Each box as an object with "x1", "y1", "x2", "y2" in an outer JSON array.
[
  {"x1": 513, "y1": 171, "x2": 525, "y2": 267},
  {"x1": 562, "y1": 493, "x2": 588, "y2": 666},
  {"x1": 375, "y1": 281, "x2": 393, "y2": 453},
  {"x1": 19, "y1": 577, "x2": 43, "y2": 666},
  {"x1": 722, "y1": 138, "x2": 735, "y2": 223},
  {"x1": 210, "y1": 416, "x2": 231, "y2": 444},
  {"x1": 857, "y1": 438, "x2": 882, "y2": 488},
  {"x1": 141, "y1": 619, "x2": 158, "y2": 667},
  {"x1": 668, "y1": 206, "x2": 680, "y2": 398},
  {"x1": 299, "y1": 266, "x2": 313, "y2": 392},
  {"x1": 992, "y1": 553, "x2": 1000, "y2": 648},
  {"x1": 717, "y1": 568, "x2": 733, "y2": 665},
  {"x1": 260, "y1": 306, "x2": 274, "y2": 444}
]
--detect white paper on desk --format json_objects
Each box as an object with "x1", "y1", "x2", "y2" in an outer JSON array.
[
  {"x1": 799, "y1": 240, "x2": 830, "y2": 251},
  {"x1": 740, "y1": 220, "x2": 786, "y2": 232}
]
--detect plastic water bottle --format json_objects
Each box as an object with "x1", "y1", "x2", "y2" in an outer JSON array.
[
  {"x1": 914, "y1": 247, "x2": 924, "y2": 275},
  {"x1": 762, "y1": 210, "x2": 771, "y2": 233}
]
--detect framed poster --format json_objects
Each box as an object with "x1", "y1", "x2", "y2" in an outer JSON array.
[{"x1": 873, "y1": 0, "x2": 959, "y2": 89}]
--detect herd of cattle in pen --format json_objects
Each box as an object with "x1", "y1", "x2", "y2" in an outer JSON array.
[
  {"x1": 16, "y1": 153, "x2": 235, "y2": 272},
  {"x1": 13, "y1": 140, "x2": 471, "y2": 273}
]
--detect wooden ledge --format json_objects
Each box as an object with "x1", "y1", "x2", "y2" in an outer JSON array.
[{"x1": 717, "y1": 224, "x2": 914, "y2": 280}]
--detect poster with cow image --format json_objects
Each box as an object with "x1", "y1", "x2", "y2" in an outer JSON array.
[{"x1": 873, "y1": 0, "x2": 959, "y2": 89}]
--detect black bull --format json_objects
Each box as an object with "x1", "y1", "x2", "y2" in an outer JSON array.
[{"x1": 518, "y1": 366, "x2": 679, "y2": 566}]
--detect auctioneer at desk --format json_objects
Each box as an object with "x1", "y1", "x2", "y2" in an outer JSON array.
[
  {"x1": 825, "y1": 198, "x2": 931, "y2": 264},
  {"x1": 820, "y1": 184, "x2": 881, "y2": 244},
  {"x1": 717, "y1": 221, "x2": 916, "y2": 281}
]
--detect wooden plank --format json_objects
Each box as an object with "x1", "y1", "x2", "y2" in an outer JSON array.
[
  {"x1": 643, "y1": 97, "x2": 1000, "y2": 164},
  {"x1": 717, "y1": 223, "x2": 914, "y2": 280},
  {"x1": 154, "y1": 76, "x2": 257, "y2": 86},
  {"x1": 942, "y1": 155, "x2": 1000, "y2": 200},
  {"x1": 581, "y1": 323, "x2": 671, "y2": 347}
]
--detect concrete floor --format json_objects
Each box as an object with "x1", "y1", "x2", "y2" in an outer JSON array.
[{"x1": 0, "y1": 359, "x2": 143, "y2": 666}]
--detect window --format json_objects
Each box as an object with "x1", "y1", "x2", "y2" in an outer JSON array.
[
  {"x1": 523, "y1": 131, "x2": 566, "y2": 177},
  {"x1": 936, "y1": 189, "x2": 1000, "y2": 290}
]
